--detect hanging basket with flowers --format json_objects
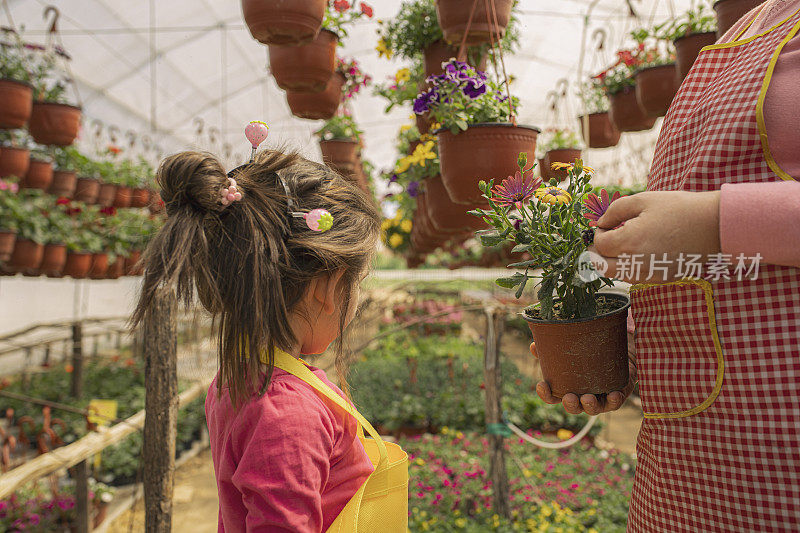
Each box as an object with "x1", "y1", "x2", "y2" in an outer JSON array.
[
  {"x1": 660, "y1": 2, "x2": 718, "y2": 80},
  {"x1": 316, "y1": 113, "x2": 362, "y2": 176},
  {"x1": 434, "y1": 0, "x2": 514, "y2": 47},
  {"x1": 577, "y1": 81, "x2": 620, "y2": 149},
  {"x1": 242, "y1": 0, "x2": 327, "y2": 46},
  {"x1": 0, "y1": 131, "x2": 31, "y2": 178},
  {"x1": 593, "y1": 46, "x2": 657, "y2": 132},
  {"x1": 536, "y1": 128, "x2": 583, "y2": 182},
  {"x1": 0, "y1": 29, "x2": 35, "y2": 129},
  {"x1": 629, "y1": 26, "x2": 680, "y2": 118}
]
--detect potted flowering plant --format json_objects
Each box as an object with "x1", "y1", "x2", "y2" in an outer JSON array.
[
  {"x1": 537, "y1": 128, "x2": 583, "y2": 181},
  {"x1": 316, "y1": 113, "x2": 362, "y2": 174},
  {"x1": 414, "y1": 59, "x2": 538, "y2": 205},
  {"x1": 0, "y1": 179, "x2": 21, "y2": 262},
  {"x1": 0, "y1": 29, "x2": 34, "y2": 129},
  {"x1": 7, "y1": 189, "x2": 48, "y2": 274},
  {"x1": 0, "y1": 130, "x2": 31, "y2": 179},
  {"x1": 27, "y1": 47, "x2": 82, "y2": 146},
  {"x1": 286, "y1": 57, "x2": 369, "y2": 120},
  {"x1": 50, "y1": 146, "x2": 79, "y2": 198},
  {"x1": 67, "y1": 147, "x2": 102, "y2": 204},
  {"x1": 22, "y1": 147, "x2": 54, "y2": 192},
  {"x1": 40, "y1": 196, "x2": 72, "y2": 277},
  {"x1": 471, "y1": 154, "x2": 630, "y2": 397},
  {"x1": 577, "y1": 81, "x2": 621, "y2": 149},
  {"x1": 630, "y1": 27, "x2": 679, "y2": 118},
  {"x1": 374, "y1": 64, "x2": 426, "y2": 114},
  {"x1": 129, "y1": 157, "x2": 155, "y2": 208},
  {"x1": 593, "y1": 46, "x2": 657, "y2": 132},
  {"x1": 435, "y1": 0, "x2": 515, "y2": 46},
  {"x1": 662, "y1": 3, "x2": 718, "y2": 79},
  {"x1": 63, "y1": 204, "x2": 103, "y2": 279},
  {"x1": 242, "y1": 0, "x2": 327, "y2": 46}
]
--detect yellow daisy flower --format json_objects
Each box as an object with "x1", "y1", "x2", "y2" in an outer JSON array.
[
  {"x1": 395, "y1": 155, "x2": 412, "y2": 173},
  {"x1": 550, "y1": 162, "x2": 596, "y2": 174},
  {"x1": 535, "y1": 186, "x2": 572, "y2": 205},
  {"x1": 400, "y1": 124, "x2": 412, "y2": 133}
]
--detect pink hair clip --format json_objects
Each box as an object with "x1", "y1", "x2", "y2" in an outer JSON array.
[
  {"x1": 301, "y1": 208, "x2": 334, "y2": 232},
  {"x1": 219, "y1": 177, "x2": 243, "y2": 207}
]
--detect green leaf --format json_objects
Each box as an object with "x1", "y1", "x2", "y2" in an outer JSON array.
[
  {"x1": 511, "y1": 243, "x2": 531, "y2": 253},
  {"x1": 479, "y1": 232, "x2": 504, "y2": 247},
  {"x1": 515, "y1": 274, "x2": 529, "y2": 299},
  {"x1": 496, "y1": 272, "x2": 526, "y2": 289}
]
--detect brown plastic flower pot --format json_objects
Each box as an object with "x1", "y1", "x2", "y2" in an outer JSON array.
[
  {"x1": 113, "y1": 185, "x2": 132, "y2": 208},
  {"x1": 106, "y1": 259, "x2": 125, "y2": 280},
  {"x1": 129, "y1": 187, "x2": 151, "y2": 208},
  {"x1": 437, "y1": 123, "x2": 540, "y2": 205},
  {"x1": 674, "y1": 32, "x2": 717, "y2": 80},
  {"x1": 74, "y1": 177, "x2": 101, "y2": 204},
  {"x1": 269, "y1": 29, "x2": 337, "y2": 92},
  {"x1": 416, "y1": 113, "x2": 432, "y2": 135},
  {"x1": 0, "y1": 230, "x2": 17, "y2": 262},
  {"x1": 242, "y1": 0, "x2": 326, "y2": 46},
  {"x1": 286, "y1": 72, "x2": 344, "y2": 120},
  {"x1": 97, "y1": 182, "x2": 117, "y2": 207},
  {"x1": 8, "y1": 239, "x2": 44, "y2": 274},
  {"x1": 0, "y1": 146, "x2": 30, "y2": 178},
  {"x1": 28, "y1": 102, "x2": 82, "y2": 146},
  {"x1": 124, "y1": 251, "x2": 142, "y2": 276},
  {"x1": 320, "y1": 139, "x2": 358, "y2": 174},
  {"x1": 714, "y1": 0, "x2": 765, "y2": 38},
  {"x1": 538, "y1": 158, "x2": 550, "y2": 181},
  {"x1": 22, "y1": 159, "x2": 54, "y2": 191},
  {"x1": 63, "y1": 252, "x2": 92, "y2": 279},
  {"x1": 89, "y1": 253, "x2": 109, "y2": 279},
  {"x1": 635, "y1": 64, "x2": 680, "y2": 118},
  {"x1": 578, "y1": 112, "x2": 621, "y2": 149},
  {"x1": 49, "y1": 170, "x2": 78, "y2": 198},
  {"x1": 544, "y1": 149, "x2": 582, "y2": 181},
  {"x1": 418, "y1": 187, "x2": 467, "y2": 238},
  {"x1": 40, "y1": 243, "x2": 67, "y2": 277},
  {"x1": 425, "y1": 174, "x2": 488, "y2": 233},
  {"x1": 608, "y1": 87, "x2": 657, "y2": 132},
  {"x1": 524, "y1": 293, "x2": 631, "y2": 398},
  {"x1": 435, "y1": 0, "x2": 513, "y2": 46},
  {"x1": 422, "y1": 40, "x2": 487, "y2": 78},
  {"x1": 0, "y1": 79, "x2": 33, "y2": 129}
]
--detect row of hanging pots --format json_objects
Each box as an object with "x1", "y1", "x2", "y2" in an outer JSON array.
[
  {"x1": 607, "y1": 87, "x2": 657, "y2": 133},
  {"x1": 242, "y1": 0, "x2": 327, "y2": 46},
  {"x1": 1, "y1": 239, "x2": 142, "y2": 279},
  {"x1": 434, "y1": 0, "x2": 514, "y2": 46},
  {"x1": 606, "y1": 67, "x2": 680, "y2": 133},
  {"x1": 674, "y1": 32, "x2": 718, "y2": 80},
  {"x1": 0, "y1": 80, "x2": 82, "y2": 146}
]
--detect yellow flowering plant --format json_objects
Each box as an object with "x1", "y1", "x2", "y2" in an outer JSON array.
[
  {"x1": 381, "y1": 212, "x2": 413, "y2": 253},
  {"x1": 373, "y1": 61, "x2": 425, "y2": 112}
]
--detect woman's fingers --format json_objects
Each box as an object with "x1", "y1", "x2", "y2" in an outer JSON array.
[
  {"x1": 605, "y1": 391, "x2": 626, "y2": 411},
  {"x1": 596, "y1": 194, "x2": 643, "y2": 230},
  {"x1": 561, "y1": 393, "x2": 584, "y2": 415},
  {"x1": 536, "y1": 381, "x2": 560, "y2": 404}
]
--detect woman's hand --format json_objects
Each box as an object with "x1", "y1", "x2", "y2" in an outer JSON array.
[
  {"x1": 531, "y1": 329, "x2": 637, "y2": 415},
  {"x1": 591, "y1": 190, "x2": 721, "y2": 284}
]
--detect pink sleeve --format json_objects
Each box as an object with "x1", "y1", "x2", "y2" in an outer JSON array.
[
  {"x1": 230, "y1": 385, "x2": 336, "y2": 533},
  {"x1": 719, "y1": 182, "x2": 800, "y2": 268}
]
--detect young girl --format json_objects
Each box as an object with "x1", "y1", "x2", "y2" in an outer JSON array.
[{"x1": 132, "y1": 146, "x2": 408, "y2": 531}]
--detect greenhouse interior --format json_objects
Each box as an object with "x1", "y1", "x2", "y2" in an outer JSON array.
[{"x1": 1, "y1": 0, "x2": 799, "y2": 531}]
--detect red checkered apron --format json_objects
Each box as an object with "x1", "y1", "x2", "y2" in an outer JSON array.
[{"x1": 628, "y1": 6, "x2": 800, "y2": 532}]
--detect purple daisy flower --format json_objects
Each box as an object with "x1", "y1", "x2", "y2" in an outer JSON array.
[
  {"x1": 492, "y1": 171, "x2": 541, "y2": 207},
  {"x1": 584, "y1": 189, "x2": 621, "y2": 226}
]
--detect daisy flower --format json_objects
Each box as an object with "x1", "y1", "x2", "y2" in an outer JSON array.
[
  {"x1": 492, "y1": 171, "x2": 541, "y2": 207},
  {"x1": 584, "y1": 189, "x2": 621, "y2": 226},
  {"x1": 550, "y1": 162, "x2": 596, "y2": 174},
  {"x1": 535, "y1": 186, "x2": 572, "y2": 205}
]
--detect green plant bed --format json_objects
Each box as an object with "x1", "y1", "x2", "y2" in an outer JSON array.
[{"x1": 401, "y1": 431, "x2": 633, "y2": 532}]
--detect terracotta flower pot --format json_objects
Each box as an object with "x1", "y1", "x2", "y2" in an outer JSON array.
[
  {"x1": 319, "y1": 139, "x2": 359, "y2": 174},
  {"x1": 129, "y1": 187, "x2": 151, "y2": 208},
  {"x1": 425, "y1": 174, "x2": 487, "y2": 233},
  {"x1": 435, "y1": 0, "x2": 513, "y2": 46},
  {"x1": 538, "y1": 158, "x2": 550, "y2": 180},
  {"x1": 93, "y1": 501, "x2": 109, "y2": 528},
  {"x1": 437, "y1": 123, "x2": 540, "y2": 205},
  {"x1": 63, "y1": 251, "x2": 92, "y2": 279},
  {"x1": 635, "y1": 64, "x2": 680, "y2": 118},
  {"x1": 578, "y1": 112, "x2": 621, "y2": 149},
  {"x1": 49, "y1": 170, "x2": 78, "y2": 198},
  {"x1": 0, "y1": 230, "x2": 17, "y2": 262},
  {"x1": 416, "y1": 113, "x2": 432, "y2": 135},
  {"x1": 74, "y1": 177, "x2": 101, "y2": 204},
  {"x1": 40, "y1": 243, "x2": 67, "y2": 277},
  {"x1": 28, "y1": 102, "x2": 82, "y2": 146},
  {"x1": 422, "y1": 40, "x2": 487, "y2": 78},
  {"x1": 0, "y1": 146, "x2": 30, "y2": 178},
  {"x1": 608, "y1": 87, "x2": 657, "y2": 132},
  {"x1": 269, "y1": 29, "x2": 338, "y2": 92},
  {"x1": 0, "y1": 79, "x2": 33, "y2": 129},
  {"x1": 113, "y1": 185, "x2": 132, "y2": 208},
  {"x1": 242, "y1": 0, "x2": 326, "y2": 46},
  {"x1": 674, "y1": 32, "x2": 718, "y2": 80},
  {"x1": 544, "y1": 148, "x2": 582, "y2": 180},
  {"x1": 106, "y1": 259, "x2": 125, "y2": 280},
  {"x1": 124, "y1": 250, "x2": 142, "y2": 276},
  {"x1": 8, "y1": 239, "x2": 44, "y2": 274},
  {"x1": 524, "y1": 293, "x2": 631, "y2": 398},
  {"x1": 714, "y1": 0, "x2": 765, "y2": 38},
  {"x1": 22, "y1": 159, "x2": 54, "y2": 191},
  {"x1": 97, "y1": 182, "x2": 117, "y2": 207},
  {"x1": 286, "y1": 72, "x2": 344, "y2": 120},
  {"x1": 89, "y1": 253, "x2": 109, "y2": 279}
]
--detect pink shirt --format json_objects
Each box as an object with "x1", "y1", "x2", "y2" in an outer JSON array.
[{"x1": 205, "y1": 366, "x2": 373, "y2": 532}]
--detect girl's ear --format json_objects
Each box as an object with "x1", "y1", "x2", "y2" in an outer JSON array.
[{"x1": 311, "y1": 269, "x2": 346, "y2": 315}]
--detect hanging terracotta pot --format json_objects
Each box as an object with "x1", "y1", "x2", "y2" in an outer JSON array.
[
  {"x1": 524, "y1": 293, "x2": 631, "y2": 398},
  {"x1": 269, "y1": 29, "x2": 338, "y2": 92},
  {"x1": 674, "y1": 32, "x2": 718, "y2": 80},
  {"x1": 113, "y1": 186, "x2": 132, "y2": 208},
  {"x1": 0, "y1": 230, "x2": 17, "y2": 262},
  {"x1": 320, "y1": 138, "x2": 358, "y2": 174},
  {"x1": 608, "y1": 87, "x2": 657, "y2": 132},
  {"x1": 635, "y1": 64, "x2": 680, "y2": 118},
  {"x1": 21, "y1": 159, "x2": 54, "y2": 191},
  {"x1": 49, "y1": 170, "x2": 78, "y2": 198},
  {"x1": 106, "y1": 259, "x2": 125, "y2": 280},
  {"x1": 8, "y1": 239, "x2": 44, "y2": 274},
  {"x1": 714, "y1": 0, "x2": 765, "y2": 38},
  {"x1": 97, "y1": 182, "x2": 117, "y2": 207},
  {"x1": 537, "y1": 158, "x2": 550, "y2": 180},
  {"x1": 63, "y1": 251, "x2": 92, "y2": 279},
  {"x1": 89, "y1": 253, "x2": 109, "y2": 279},
  {"x1": 286, "y1": 72, "x2": 344, "y2": 120},
  {"x1": 129, "y1": 187, "x2": 151, "y2": 208},
  {"x1": 74, "y1": 177, "x2": 101, "y2": 204},
  {"x1": 437, "y1": 123, "x2": 539, "y2": 205},
  {"x1": 416, "y1": 113, "x2": 432, "y2": 135},
  {"x1": 0, "y1": 146, "x2": 30, "y2": 178},
  {"x1": 435, "y1": 0, "x2": 514, "y2": 46},
  {"x1": 28, "y1": 102, "x2": 82, "y2": 146},
  {"x1": 544, "y1": 148, "x2": 583, "y2": 181},
  {"x1": 0, "y1": 79, "x2": 33, "y2": 129},
  {"x1": 425, "y1": 174, "x2": 487, "y2": 233},
  {"x1": 40, "y1": 243, "x2": 67, "y2": 277},
  {"x1": 422, "y1": 40, "x2": 487, "y2": 78},
  {"x1": 124, "y1": 250, "x2": 142, "y2": 276},
  {"x1": 242, "y1": 0, "x2": 326, "y2": 46},
  {"x1": 578, "y1": 112, "x2": 621, "y2": 149}
]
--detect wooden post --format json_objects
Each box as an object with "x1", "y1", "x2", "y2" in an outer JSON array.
[
  {"x1": 143, "y1": 287, "x2": 178, "y2": 532},
  {"x1": 483, "y1": 308, "x2": 510, "y2": 519},
  {"x1": 71, "y1": 322, "x2": 84, "y2": 398},
  {"x1": 73, "y1": 460, "x2": 90, "y2": 533}
]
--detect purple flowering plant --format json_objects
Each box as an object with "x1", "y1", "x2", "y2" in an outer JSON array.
[{"x1": 413, "y1": 60, "x2": 520, "y2": 134}]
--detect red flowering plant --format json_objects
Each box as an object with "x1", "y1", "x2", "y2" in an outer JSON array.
[
  {"x1": 324, "y1": 0, "x2": 374, "y2": 41},
  {"x1": 593, "y1": 28, "x2": 675, "y2": 96},
  {"x1": 337, "y1": 57, "x2": 371, "y2": 100}
]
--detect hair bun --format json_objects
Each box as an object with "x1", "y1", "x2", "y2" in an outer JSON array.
[{"x1": 157, "y1": 151, "x2": 228, "y2": 213}]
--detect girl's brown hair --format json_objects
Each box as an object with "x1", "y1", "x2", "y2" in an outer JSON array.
[{"x1": 131, "y1": 149, "x2": 380, "y2": 407}]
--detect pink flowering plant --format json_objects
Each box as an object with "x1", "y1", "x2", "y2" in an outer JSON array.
[{"x1": 337, "y1": 57, "x2": 371, "y2": 100}]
